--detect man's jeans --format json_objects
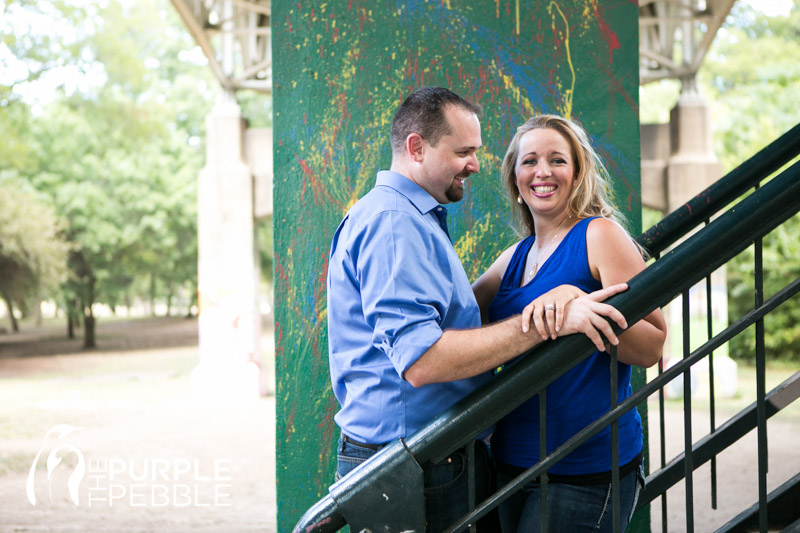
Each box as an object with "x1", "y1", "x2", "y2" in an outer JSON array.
[
  {"x1": 336, "y1": 435, "x2": 497, "y2": 532},
  {"x1": 496, "y1": 464, "x2": 645, "y2": 533}
]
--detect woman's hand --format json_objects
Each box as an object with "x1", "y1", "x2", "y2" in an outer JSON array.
[
  {"x1": 521, "y1": 284, "x2": 586, "y2": 339},
  {"x1": 522, "y1": 283, "x2": 630, "y2": 352}
]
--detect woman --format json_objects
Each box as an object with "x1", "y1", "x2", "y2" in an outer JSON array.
[{"x1": 472, "y1": 115, "x2": 667, "y2": 532}]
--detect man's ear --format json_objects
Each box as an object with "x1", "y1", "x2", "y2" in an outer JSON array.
[{"x1": 406, "y1": 133, "x2": 425, "y2": 162}]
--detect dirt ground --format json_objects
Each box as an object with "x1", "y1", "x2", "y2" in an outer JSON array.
[
  {"x1": 0, "y1": 316, "x2": 798, "y2": 533},
  {"x1": 0, "y1": 317, "x2": 276, "y2": 533}
]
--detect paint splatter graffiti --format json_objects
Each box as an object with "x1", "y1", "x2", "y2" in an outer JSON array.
[{"x1": 273, "y1": 2, "x2": 640, "y2": 529}]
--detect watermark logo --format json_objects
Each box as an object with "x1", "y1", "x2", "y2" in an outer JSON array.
[
  {"x1": 84, "y1": 457, "x2": 232, "y2": 507},
  {"x1": 26, "y1": 424, "x2": 86, "y2": 506},
  {"x1": 27, "y1": 424, "x2": 232, "y2": 508}
]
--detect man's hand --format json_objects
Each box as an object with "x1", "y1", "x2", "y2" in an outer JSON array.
[{"x1": 523, "y1": 283, "x2": 629, "y2": 352}]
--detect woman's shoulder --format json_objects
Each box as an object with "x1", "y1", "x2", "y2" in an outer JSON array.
[
  {"x1": 585, "y1": 216, "x2": 643, "y2": 263},
  {"x1": 585, "y1": 216, "x2": 630, "y2": 241}
]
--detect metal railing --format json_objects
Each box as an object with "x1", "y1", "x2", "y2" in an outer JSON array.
[{"x1": 294, "y1": 125, "x2": 800, "y2": 533}]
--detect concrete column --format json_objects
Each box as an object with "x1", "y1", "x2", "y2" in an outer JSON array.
[
  {"x1": 661, "y1": 80, "x2": 736, "y2": 398},
  {"x1": 666, "y1": 78, "x2": 722, "y2": 210},
  {"x1": 245, "y1": 127, "x2": 274, "y2": 396},
  {"x1": 193, "y1": 91, "x2": 260, "y2": 398}
]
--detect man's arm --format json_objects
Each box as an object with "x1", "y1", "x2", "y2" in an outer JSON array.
[{"x1": 404, "y1": 283, "x2": 628, "y2": 387}]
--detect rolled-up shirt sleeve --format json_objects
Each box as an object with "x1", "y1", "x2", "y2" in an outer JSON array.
[{"x1": 355, "y1": 210, "x2": 453, "y2": 377}]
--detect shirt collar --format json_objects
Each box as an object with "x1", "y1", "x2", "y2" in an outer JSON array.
[{"x1": 376, "y1": 170, "x2": 440, "y2": 215}]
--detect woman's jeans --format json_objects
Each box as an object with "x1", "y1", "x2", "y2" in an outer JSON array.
[
  {"x1": 496, "y1": 464, "x2": 645, "y2": 533},
  {"x1": 336, "y1": 435, "x2": 498, "y2": 533}
]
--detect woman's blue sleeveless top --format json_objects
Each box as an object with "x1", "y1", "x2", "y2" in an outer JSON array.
[{"x1": 488, "y1": 217, "x2": 642, "y2": 474}]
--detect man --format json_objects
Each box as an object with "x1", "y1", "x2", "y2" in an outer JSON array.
[{"x1": 326, "y1": 87, "x2": 626, "y2": 531}]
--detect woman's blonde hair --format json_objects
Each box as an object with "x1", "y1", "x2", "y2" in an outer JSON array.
[{"x1": 501, "y1": 114, "x2": 624, "y2": 237}]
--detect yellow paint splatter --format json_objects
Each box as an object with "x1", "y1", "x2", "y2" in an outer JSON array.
[
  {"x1": 495, "y1": 60, "x2": 535, "y2": 118},
  {"x1": 454, "y1": 214, "x2": 498, "y2": 281},
  {"x1": 547, "y1": 1, "x2": 575, "y2": 118}
]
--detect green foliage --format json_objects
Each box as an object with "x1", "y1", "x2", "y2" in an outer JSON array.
[
  {"x1": 702, "y1": 2, "x2": 800, "y2": 363},
  {"x1": 0, "y1": 0, "x2": 217, "y2": 336},
  {"x1": 727, "y1": 214, "x2": 800, "y2": 363},
  {"x1": 700, "y1": 1, "x2": 800, "y2": 172},
  {"x1": 255, "y1": 216, "x2": 273, "y2": 284},
  {"x1": 0, "y1": 182, "x2": 70, "y2": 305}
]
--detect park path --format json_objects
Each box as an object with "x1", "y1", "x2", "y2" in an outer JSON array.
[{"x1": 0, "y1": 316, "x2": 276, "y2": 533}]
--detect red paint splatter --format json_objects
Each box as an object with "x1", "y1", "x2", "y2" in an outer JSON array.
[
  {"x1": 358, "y1": 7, "x2": 368, "y2": 32},
  {"x1": 594, "y1": 58, "x2": 638, "y2": 115},
  {"x1": 593, "y1": 1, "x2": 621, "y2": 63},
  {"x1": 274, "y1": 254, "x2": 289, "y2": 283}
]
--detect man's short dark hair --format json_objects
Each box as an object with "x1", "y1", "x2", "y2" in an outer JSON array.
[{"x1": 390, "y1": 87, "x2": 482, "y2": 154}]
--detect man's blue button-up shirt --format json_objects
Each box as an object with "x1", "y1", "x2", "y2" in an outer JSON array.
[{"x1": 327, "y1": 171, "x2": 491, "y2": 444}]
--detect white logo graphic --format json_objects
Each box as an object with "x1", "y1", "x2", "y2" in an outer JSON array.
[
  {"x1": 26, "y1": 424, "x2": 232, "y2": 508},
  {"x1": 26, "y1": 424, "x2": 86, "y2": 506}
]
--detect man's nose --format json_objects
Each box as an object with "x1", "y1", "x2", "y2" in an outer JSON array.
[{"x1": 467, "y1": 153, "x2": 479, "y2": 174}]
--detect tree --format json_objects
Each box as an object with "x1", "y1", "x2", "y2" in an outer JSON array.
[
  {"x1": 2, "y1": 0, "x2": 215, "y2": 346},
  {"x1": 700, "y1": 1, "x2": 800, "y2": 363},
  {"x1": 0, "y1": 182, "x2": 70, "y2": 332}
]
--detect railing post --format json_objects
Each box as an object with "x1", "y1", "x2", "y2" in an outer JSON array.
[
  {"x1": 467, "y1": 439, "x2": 476, "y2": 533},
  {"x1": 610, "y1": 345, "x2": 620, "y2": 532},
  {"x1": 754, "y1": 230, "x2": 769, "y2": 533},
  {"x1": 704, "y1": 250, "x2": 718, "y2": 510},
  {"x1": 658, "y1": 355, "x2": 668, "y2": 533},
  {"x1": 682, "y1": 290, "x2": 695, "y2": 533},
  {"x1": 539, "y1": 390, "x2": 548, "y2": 532}
]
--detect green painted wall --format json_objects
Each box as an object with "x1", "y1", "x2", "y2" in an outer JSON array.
[{"x1": 273, "y1": 2, "x2": 642, "y2": 531}]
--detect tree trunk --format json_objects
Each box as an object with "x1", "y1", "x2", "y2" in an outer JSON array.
[
  {"x1": 83, "y1": 312, "x2": 95, "y2": 348},
  {"x1": 66, "y1": 297, "x2": 81, "y2": 339},
  {"x1": 150, "y1": 272, "x2": 157, "y2": 317},
  {"x1": 166, "y1": 280, "x2": 174, "y2": 317},
  {"x1": 2, "y1": 293, "x2": 19, "y2": 333},
  {"x1": 186, "y1": 281, "x2": 198, "y2": 318},
  {"x1": 67, "y1": 312, "x2": 75, "y2": 339},
  {"x1": 83, "y1": 277, "x2": 96, "y2": 349},
  {"x1": 34, "y1": 296, "x2": 42, "y2": 327}
]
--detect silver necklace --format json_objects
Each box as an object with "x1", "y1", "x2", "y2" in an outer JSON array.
[{"x1": 527, "y1": 216, "x2": 570, "y2": 281}]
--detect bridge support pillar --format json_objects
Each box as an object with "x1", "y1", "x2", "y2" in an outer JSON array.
[
  {"x1": 193, "y1": 91, "x2": 261, "y2": 399},
  {"x1": 642, "y1": 79, "x2": 736, "y2": 398}
]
